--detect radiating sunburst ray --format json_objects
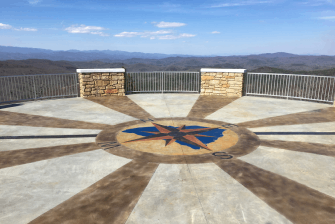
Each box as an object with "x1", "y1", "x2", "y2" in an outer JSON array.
[
  {"x1": 0, "y1": 111, "x2": 114, "y2": 130},
  {"x1": 127, "y1": 94, "x2": 199, "y2": 118},
  {"x1": 1, "y1": 98, "x2": 137, "y2": 125},
  {"x1": 162, "y1": 94, "x2": 200, "y2": 117},
  {"x1": 248, "y1": 122, "x2": 335, "y2": 144},
  {"x1": 87, "y1": 96, "x2": 155, "y2": 120},
  {"x1": 215, "y1": 159, "x2": 335, "y2": 224},
  {"x1": 125, "y1": 163, "x2": 208, "y2": 224},
  {"x1": 187, "y1": 95, "x2": 239, "y2": 118},
  {"x1": 127, "y1": 94, "x2": 171, "y2": 118},
  {"x1": 205, "y1": 96, "x2": 329, "y2": 123},
  {"x1": 0, "y1": 125, "x2": 101, "y2": 151},
  {"x1": 261, "y1": 140, "x2": 335, "y2": 157},
  {"x1": 29, "y1": 160, "x2": 158, "y2": 224},
  {"x1": 0, "y1": 150, "x2": 131, "y2": 224},
  {"x1": 188, "y1": 163, "x2": 293, "y2": 224},
  {"x1": 239, "y1": 146, "x2": 335, "y2": 198},
  {"x1": 238, "y1": 107, "x2": 335, "y2": 128},
  {"x1": 0, "y1": 142, "x2": 100, "y2": 169}
]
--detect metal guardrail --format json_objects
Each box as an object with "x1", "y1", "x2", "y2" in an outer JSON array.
[
  {"x1": 126, "y1": 71, "x2": 200, "y2": 93},
  {"x1": 0, "y1": 73, "x2": 79, "y2": 104},
  {"x1": 246, "y1": 73, "x2": 335, "y2": 103}
]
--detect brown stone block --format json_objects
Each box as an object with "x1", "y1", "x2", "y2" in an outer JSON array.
[
  {"x1": 82, "y1": 78, "x2": 93, "y2": 82},
  {"x1": 202, "y1": 76, "x2": 214, "y2": 81},
  {"x1": 95, "y1": 80, "x2": 103, "y2": 86},
  {"x1": 98, "y1": 90, "x2": 105, "y2": 94},
  {"x1": 85, "y1": 85, "x2": 94, "y2": 88},
  {"x1": 112, "y1": 76, "x2": 119, "y2": 81},
  {"x1": 101, "y1": 76, "x2": 110, "y2": 80},
  {"x1": 105, "y1": 89, "x2": 118, "y2": 94},
  {"x1": 84, "y1": 88, "x2": 91, "y2": 92},
  {"x1": 118, "y1": 89, "x2": 125, "y2": 93},
  {"x1": 101, "y1": 73, "x2": 109, "y2": 76},
  {"x1": 83, "y1": 92, "x2": 90, "y2": 96},
  {"x1": 106, "y1": 86, "x2": 115, "y2": 90},
  {"x1": 92, "y1": 75, "x2": 101, "y2": 80},
  {"x1": 118, "y1": 80, "x2": 124, "y2": 84}
]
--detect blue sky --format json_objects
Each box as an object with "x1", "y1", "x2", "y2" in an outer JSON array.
[{"x1": 1, "y1": 0, "x2": 335, "y2": 55}]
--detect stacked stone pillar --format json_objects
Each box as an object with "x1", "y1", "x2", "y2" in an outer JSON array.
[
  {"x1": 77, "y1": 68, "x2": 125, "y2": 97},
  {"x1": 200, "y1": 68, "x2": 246, "y2": 97}
]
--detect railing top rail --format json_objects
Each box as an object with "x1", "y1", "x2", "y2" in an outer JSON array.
[
  {"x1": 0, "y1": 73, "x2": 77, "y2": 78},
  {"x1": 248, "y1": 72, "x2": 335, "y2": 78},
  {"x1": 126, "y1": 71, "x2": 199, "y2": 73}
]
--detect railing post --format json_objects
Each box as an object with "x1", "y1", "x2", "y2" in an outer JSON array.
[
  {"x1": 161, "y1": 72, "x2": 163, "y2": 94},
  {"x1": 32, "y1": 76, "x2": 37, "y2": 100},
  {"x1": 286, "y1": 75, "x2": 291, "y2": 100}
]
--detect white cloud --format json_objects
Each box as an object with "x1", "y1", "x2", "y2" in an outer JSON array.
[
  {"x1": 114, "y1": 30, "x2": 195, "y2": 40},
  {"x1": 153, "y1": 21, "x2": 186, "y2": 28},
  {"x1": 28, "y1": 0, "x2": 42, "y2": 4},
  {"x1": 115, "y1": 30, "x2": 172, "y2": 38},
  {"x1": 210, "y1": 1, "x2": 271, "y2": 8},
  {"x1": 158, "y1": 33, "x2": 196, "y2": 39},
  {"x1": 0, "y1": 23, "x2": 12, "y2": 29},
  {"x1": 14, "y1": 27, "x2": 38, "y2": 31},
  {"x1": 318, "y1": 16, "x2": 335, "y2": 20},
  {"x1": 212, "y1": 31, "x2": 220, "y2": 34},
  {"x1": 65, "y1": 25, "x2": 109, "y2": 36},
  {"x1": 0, "y1": 23, "x2": 37, "y2": 31}
]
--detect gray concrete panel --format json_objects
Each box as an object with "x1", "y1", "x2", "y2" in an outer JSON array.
[
  {"x1": 0, "y1": 150, "x2": 131, "y2": 224},
  {"x1": 240, "y1": 146, "x2": 335, "y2": 198}
]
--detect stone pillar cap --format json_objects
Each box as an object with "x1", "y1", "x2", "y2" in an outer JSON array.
[
  {"x1": 76, "y1": 68, "x2": 125, "y2": 73},
  {"x1": 201, "y1": 68, "x2": 246, "y2": 73}
]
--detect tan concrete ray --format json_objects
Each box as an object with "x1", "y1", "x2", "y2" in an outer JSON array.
[
  {"x1": 1, "y1": 134, "x2": 97, "y2": 152},
  {"x1": 0, "y1": 125, "x2": 101, "y2": 136},
  {"x1": 163, "y1": 94, "x2": 200, "y2": 117},
  {"x1": 0, "y1": 143, "x2": 100, "y2": 169},
  {"x1": 126, "y1": 164, "x2": 208, "y2": 224},
  {"x1": 206, "y1": 96, "x2": 329, "y2": 124},
  {"x1": 0, "y1": 111, "x2": 112, "y2": 130},
  {"x1": 239, "y1": 146, "x2": 335, "y2": 198},
  {"x1": 187, "y1": 96, "x2": 239, "y2": 118},
  {"x1": 87, "y1": 96, "x2": 155, "y2": 120},
  {"x1": 1, "y1": 97, "x2": 137, "y2": 125},
  {"x1": 188, "y1": 163, "x2": 292, "y2": 224},
  {"x1": 215, "y1": 159, "x2": 335, "y2": 224},
  {"x1": 29, "y1": 160, "x2": 158, "y2": 224},
  {"x1": 126, "y1": 94, "x2": 171, "y2": 118},
  {"x1": 249, "y1": 122, "x2": 335, "y2": 144},
  {"x1": 0, "y1": 150, "x2": 131, "y2": 224},
  {"x1": 261, "y1": 140, "x2": 335, "y2": 157},
  {"x1": 238, "y1": 107, "x2": 335, "y2": 128}
]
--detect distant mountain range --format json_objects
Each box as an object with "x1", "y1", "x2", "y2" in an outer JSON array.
[
  {"x1": 0, "y1": 46, "x2": 335, "y2": 76},
  {"x1": 0, "y1": 46, "x2": 207, "y2": 61}
]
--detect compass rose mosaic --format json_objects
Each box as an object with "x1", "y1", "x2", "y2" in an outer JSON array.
[{"x1": 96, "y1": 118, "x2": 260, "y2": 163}]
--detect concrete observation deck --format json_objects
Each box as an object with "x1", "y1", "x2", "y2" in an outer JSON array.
[{"x1": 0, "y1": 94, "x2": 334, "y2": 224}]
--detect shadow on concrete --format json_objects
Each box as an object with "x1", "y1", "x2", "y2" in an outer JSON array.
[{"x1": 0, "y1": 103, "x2": 23, "y2": 110}]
